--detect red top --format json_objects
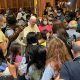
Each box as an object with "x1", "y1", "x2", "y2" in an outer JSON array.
[{"x1": 39, "y1": 25, "x2": 52, "y2": 32}]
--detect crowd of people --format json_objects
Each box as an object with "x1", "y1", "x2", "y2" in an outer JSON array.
[{"x1": 0, "y1": 2, "x2": 80, "y2": 80}]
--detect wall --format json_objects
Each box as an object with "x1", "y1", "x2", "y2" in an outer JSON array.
[
  {"x1": 0, "y1": 0, "x2": 34, "y2": 13},
  {"x1": 77, "y1": 0, "x2": 80, "y2": 8},
  {"x1": 37, "y1": 0, "x2": 55, "y2": 17}
]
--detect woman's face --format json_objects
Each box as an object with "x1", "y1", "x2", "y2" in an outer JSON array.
[{"x1": 43, "y1": 18, "x2": 48, "y2": 25}]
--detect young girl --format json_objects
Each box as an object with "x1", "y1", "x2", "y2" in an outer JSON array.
[
  {"x1": 10, "y1": 43, "x2": 23, "y2": 64},
  {"x1": 38, "y1": 30, "x2": 47, "y2": 47},
  {"x1": 26, "y1": 45, "x2": 46, "y2": 80},
  {"x1": 7, "y1": 43, "x2": 22, "y2": 79}
]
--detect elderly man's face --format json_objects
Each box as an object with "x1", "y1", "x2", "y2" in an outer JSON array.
[{"x1": 30, "y1": 19, "x2": 37, "y2": 25}]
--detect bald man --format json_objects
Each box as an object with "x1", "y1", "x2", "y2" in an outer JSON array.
[{"x1": 60, "y1": 40, "x2": 80, "y2": 80}]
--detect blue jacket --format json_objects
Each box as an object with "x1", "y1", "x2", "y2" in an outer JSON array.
[{"x1": 60, "y1": 57, "x2": 80, "y2": 80}]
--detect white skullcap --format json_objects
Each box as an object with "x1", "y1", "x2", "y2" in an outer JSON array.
[
  {"x1": 29, "y1": 16, "x2": 37, "y2": 24},
  {"x1": 30, "y1": 16, "x2": 36, "y2": 20}
]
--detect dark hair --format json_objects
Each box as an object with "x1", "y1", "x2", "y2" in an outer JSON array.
[
  {"x1": 41, "y1": 30, "x2": 48, "y2": 40},
  {"x1": 10, "y1": 43, "x2": 21, "y2": 63},
  {"x1": 0, "y1": 48, "x2": 5, "y2": 60},
  {"x1": 27, "y1": 45, "x2": 46, "y2": 71},
  {"x1": 26, "y1": 45, "x2": 39, "y2": 68},
  {"x1": 53, "y1": 22, "x2": 65, "y2": 33},
  {"x1": 27, "y1": 32, "x2": 38, "y2": 45},
  {"x1": 45, "y1": 2, "x2": 51, "y2": 7},
  {"x1": 35, "y1": 45, "x2": 46, "y2": 69},
  {"x1": 26, "y1": 45, "x2": 38, "y2": 63},
  {"x1": 57, "y1": 8, "x2": 63, "y2": 12},
  {"x1": 26, "y1": 13, "x2": 31, "y2": 20},
  {"x1": 68, "y1": 11, "x2": 76, "y2": 21},
  {"x1": 57, "y1": 27, "x2": 69, "y2": 39},
  {"x1": 6, "y1": 14, "x2": 16, "y2": 25},
  {"x1": 57, "y1": 28, "x2": 73, "y2": 58}
]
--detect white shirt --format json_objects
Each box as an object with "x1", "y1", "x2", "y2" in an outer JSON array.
[
  {"x1": 41, "y1": 64, "x2": 54, "y2": 80},
  {"x1": 16, "y1": 12, "x2": 27, "y2": 21}
]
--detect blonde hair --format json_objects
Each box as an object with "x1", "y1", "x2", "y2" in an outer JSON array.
[{"x1": 47, "y1": 38, "x2": 71, "y2": 64}]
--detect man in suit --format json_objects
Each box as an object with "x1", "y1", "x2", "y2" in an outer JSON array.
[{"x1": 60, "y1": 40, "x2": 80, "y2": 80}]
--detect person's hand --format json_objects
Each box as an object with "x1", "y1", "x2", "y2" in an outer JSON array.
[
  {"x1": 55, "y1": 74, "x2": 64, "y2": 80},
  {"x1": 15, "y1": 26, "x2": 24, "y2": 33}
]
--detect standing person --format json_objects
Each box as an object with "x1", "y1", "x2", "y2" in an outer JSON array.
[
  {"x1": 4, "y1": 9, "x2": 12, "y2": 18},
  {"x1": 41, "y1": 38, "x2": 71, "y2": 80},
  {"x1": 44, "y1": 2, "x2": 53, "y2": 16},
  {"x1": 0, "y1": 15, "x2": 8, "y2": 57},
  {"x1": 1, "y1": 16, "x2": 7, "y2": 33},
  {"x1": 56, "y1": 27, "x2": 73, "y2": 58},
  {"x1": 16, "y1": 16, "x2": 40, "y2": 49},
  {"x1": 60, "y1": 40, "x2": 80, "y2": 80},
  {"x1": 26, "y1": 45, "x2": 46, "y2": 80},
  {"x1": 39, "y1": 16, "x2": 52, "y2": 33},
  {"x1": 9, "y1": 43, "x2": 27, "y2": 80},
  {"x1": 67, "y1": 20, "x2": 80, "y2": 41},
  {"x1": 39, "y1": 30, "x2": 47, "y2": 47},
  {"x1": 16, "y1": 8, "x2": 27, "y2": 21},
  {"x1": 25, "y1": 32, "x2": 38, "y2": 63},
  {"x1": 38, "y1": 16, "x2": 52, "y2": 45},
  {"x1": 5, "y1": 14, "x2": 23, "y2": 43},
  {"x1": 4, "y1": 14, "x2": 23, "y2": 56},
  {"x1": 57, "y1": 8, "x2": 65, "y2": 22}
]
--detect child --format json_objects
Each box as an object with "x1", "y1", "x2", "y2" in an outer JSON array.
[
  {"x1": 26, "y1": 45, "x2": 46, "y2": 80},
  {"x1": 10, "y1": 43, "x2": 27, "y2": 80},
  {"x1": 10, "y1": 43, "x2": 23, "y2": 64},
  {"x1": 38, "y1": 30, "x2": 48, "y2": 47}
]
